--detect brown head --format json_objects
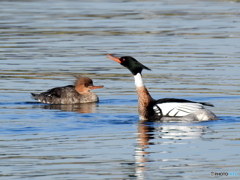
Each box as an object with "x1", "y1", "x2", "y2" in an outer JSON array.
[{"x1": 74, "y1": 76, "x2": 103, "y2": 94}]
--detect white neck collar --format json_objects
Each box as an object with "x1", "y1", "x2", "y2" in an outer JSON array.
[{"x1": 134, "y1": 73, "x2": 144, "y2": 87}]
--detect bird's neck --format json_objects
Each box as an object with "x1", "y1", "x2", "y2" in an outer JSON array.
[{"x1": 134, "y1": 73, "x2": 154, "y2": 121}]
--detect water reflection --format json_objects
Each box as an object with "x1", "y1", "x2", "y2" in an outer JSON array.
[
  {"x1": 34, "y1": 102, "x2": 97, "y2": 113},
  {"x1": 134, "y1": 123, "x2": 211, "y2": 179},
  {"x1": 1, "y1": 0, "x2": 239, "y2": 178}
]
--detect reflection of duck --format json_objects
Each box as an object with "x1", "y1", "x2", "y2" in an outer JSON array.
[
  {"x1": 31, "y1": 76, "x2": 103, "y2": 104},
  {"x1": 134, "y1": 123, "x2": 210, "y2": 179},
  {"x1": 41, "y1": 102, "x2": 97, "y2": 114},
  {"x1": 134, "y1": 123, "x2": 154, "y2": 180},
  {"x1": 106, "y1": 54, "x2": 218, "y2": 122}
]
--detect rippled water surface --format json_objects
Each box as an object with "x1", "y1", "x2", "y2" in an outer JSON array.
[{"x1": 1, "y1": 0, "x2": 240, "y2": 179}]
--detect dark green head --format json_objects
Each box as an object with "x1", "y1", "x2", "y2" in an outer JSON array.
[{"x1": 106, "y1": 54, "x2": 151, "y2": 75}]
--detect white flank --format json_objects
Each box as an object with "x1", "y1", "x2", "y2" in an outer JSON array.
[
  {"x1": 134, "y1": 73, "x2": 144, "y2": 87},
  {"x1": 153, "y1": 102, "x2": 204, "y2": 117}
]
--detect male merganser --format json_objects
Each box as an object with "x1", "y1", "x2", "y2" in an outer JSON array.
[
  {"x1": 106, "y1": 54, "x2": 218, "y2": 122},
  {"x1": 31, "y1": 76, "x2": 103, "y2": 104}
]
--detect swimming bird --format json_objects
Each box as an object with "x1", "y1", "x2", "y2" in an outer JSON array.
[
  {"x1": 31, "y1": 76, "x2": 103, "y2": 104},
  {"x1": 106, "y1": 54, "x2": 218, "y2": 122}
]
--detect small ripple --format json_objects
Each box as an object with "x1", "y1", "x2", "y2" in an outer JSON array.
[
  {"x1": 0, "y1": 101, "x2": 40, "y2": 106},
  {"x1": 100, "y1": 98, "x2": 137, "y2": 105}
]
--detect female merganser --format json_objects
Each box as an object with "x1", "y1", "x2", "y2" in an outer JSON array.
[
  {"x1": 31, "y1": 76, "x2": 103, "y2": 104},
  {"x1": 106, "y1": 54, "x2": 218, "y2": 122}
]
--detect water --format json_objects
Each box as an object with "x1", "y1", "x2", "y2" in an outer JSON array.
[{"x1": 1, "y1": 0, "x2": 240, "y2": 179}]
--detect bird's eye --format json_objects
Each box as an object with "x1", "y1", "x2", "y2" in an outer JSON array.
[
  {"x1": 122, "y1": 58, "x2": 125, "y2": 61},
  {"x1": 85, "y1": 83, "x2": 89, "y2": 87}
]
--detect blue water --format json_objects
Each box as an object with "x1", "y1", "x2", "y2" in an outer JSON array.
[{"x1": 1, "y1": 0, "x2": 240, "y2": 179}]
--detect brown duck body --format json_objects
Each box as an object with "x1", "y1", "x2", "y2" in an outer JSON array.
[
  {"x1": 31, "y1": 85, "x2": 99, "y2": 104},
  {"x1": 31, "y1": 76, "x2": 103, "y2": 104}
]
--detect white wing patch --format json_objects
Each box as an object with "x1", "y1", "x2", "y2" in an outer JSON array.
[{"x1": 153, "y1": 103, "x2": 204, "y2": 117}]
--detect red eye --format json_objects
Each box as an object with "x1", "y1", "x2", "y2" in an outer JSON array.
[{"x1": 85, "y1": 83, "x2": 89, "y2": 87}]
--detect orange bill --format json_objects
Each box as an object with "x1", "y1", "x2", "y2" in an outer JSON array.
[
  {"x1": 106, "y1": 54, "x2": 121, "y2": 63},
  {"x1": 89, "y1": 85, "x2": 104, "y2": 90}
]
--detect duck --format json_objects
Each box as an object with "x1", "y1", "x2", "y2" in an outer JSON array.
[
  {"x1": 106, "y1": 54, "x2": 218, "y2": 122},
  {"x1": 31, "y1": 76, "x2": 103, "y2": 104}
]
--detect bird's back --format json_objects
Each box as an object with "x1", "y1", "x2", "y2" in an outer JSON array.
[{"x1": 31, "y1": 85, "x2": 98, "y2": 104}]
